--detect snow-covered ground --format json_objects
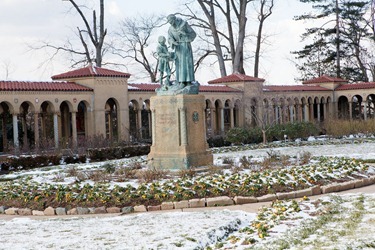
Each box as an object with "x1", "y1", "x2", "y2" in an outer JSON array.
[
  {"x1": 214, "y1": 141, "x2": 375, "y2": 160},
  {"x1": 1, "y1": 141, "x2": 375, "y2": 249},
  {"x1": 0, "y1": 210, "x2": 254, "y2": 249}
]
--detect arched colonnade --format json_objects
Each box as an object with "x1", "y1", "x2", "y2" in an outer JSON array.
[{"x1": 0, "y1": 97, "x2": 121, "y2": 152}]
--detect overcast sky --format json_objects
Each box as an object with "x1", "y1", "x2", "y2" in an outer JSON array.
[{"x1": 0, "y1": 0, "x2": 312, "y2": 85}]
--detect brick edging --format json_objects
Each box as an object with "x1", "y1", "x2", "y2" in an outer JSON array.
[{"x1": 1, "y1": 176, "x2": 375, "y2": 216}]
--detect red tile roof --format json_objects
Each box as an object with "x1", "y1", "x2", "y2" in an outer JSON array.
[
  {"x1": 199, "y1": 84, "x2": 242, "y2": 92},
  {"x1": 302, "y1": 75, "x2": 348, "y2": 85},
  {"x1": 128, "y1": 83, "x2": 241, "y2": 93},
  {"x1": 51, "y1": 65, "x2": 131, "y2": 80},
  {"x1": 128, "y1": 83, "x2": 160, "y2": 92},
  {"x1": 0, "y1": 81, "x2": 93, "y2": 92},
  {"x1": 335, "y1": 82, "x2": 375, "y2": 90},
  {"x1": 208, "y1": 73, "x2": 265, "y2": 84},
  {"x1": 263, "y1": 85, "x2": 330, "y2": 92}
]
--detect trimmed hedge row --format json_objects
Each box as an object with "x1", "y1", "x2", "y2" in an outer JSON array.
[
  {"x1": 225, "y1": 122, "x2": 320, "y2": 145},
  {"x1": 0, "y1": 144, "x2": 150, "y2": 172}
]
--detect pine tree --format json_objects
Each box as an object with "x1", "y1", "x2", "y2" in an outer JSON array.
[{"x1": 293, "y1": 0, "x2": 373, "y2": 82}]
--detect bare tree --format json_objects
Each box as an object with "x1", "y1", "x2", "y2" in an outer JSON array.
[
  {"x1": 182, "y1": 0, "x2": 275, "y2": 78},
  {"x1": 1, "y1": 60, "x2": 14, "y2": 80},
  {"x1": 32, "y1": 0, "x2": 107, "y2": 68},
  {"x1": 253, "y1": 0, "x2": 274, "y2": 77},
  {"x1": 67, "y1": 0, "x2": 107, "y2": 67},
  {"x1": 113, "y1": 15, "x2": 165, "y2": 83},
  {"x1": 184, "y1": 0, "x2": 253, "y2": 75}
]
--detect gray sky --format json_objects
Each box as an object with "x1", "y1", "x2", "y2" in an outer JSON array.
[{"x1": 0, "y1": 0, "x2": 311, "y2": 85}]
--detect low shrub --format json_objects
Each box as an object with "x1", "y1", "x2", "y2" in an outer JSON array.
[
  {"x1": 267, "y1": 122, "x2": 319, "y2": 141},
  {"x1": 1, "y1": 144, "x2": 150, "y2": 173},
  {"x1": 225, "y1": 127, "x2": 250, "y2": 145},
  {"x1": 87, "y1": 145, "x2": 150, "y2": 161},
  {"x1": 135, "y1": 168, "x2": 170, "y2": 183},
  {"x1": 225, "y1": 122, "x2": 319, "y2": 145},
  {"x1": 225, "y1": 127, "x2": 263, "y2": 145},
  {"x1": 207, "y1": 135, "x2": 231, "y2": 147}
]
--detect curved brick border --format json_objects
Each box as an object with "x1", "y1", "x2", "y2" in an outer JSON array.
[{"x1": 1, "y1": 175, "x2": 375, "y2": 216}]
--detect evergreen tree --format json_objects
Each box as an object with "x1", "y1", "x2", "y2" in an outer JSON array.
[{"x1": 293, "y1": 0, "x2": 373, "y2": 82}]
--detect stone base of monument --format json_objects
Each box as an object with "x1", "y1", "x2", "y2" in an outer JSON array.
[{"x1": 147, "y1": 94, "x2": 213, "y2": 169}]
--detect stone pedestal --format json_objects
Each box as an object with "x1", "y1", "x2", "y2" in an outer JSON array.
[{"x1": 148, "y1": 94, "x2": 213, "y2": 169}]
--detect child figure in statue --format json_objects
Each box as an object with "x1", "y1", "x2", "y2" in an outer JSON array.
[{"x1": 157, "y1": 36, "x2": 172, "y2": 89}]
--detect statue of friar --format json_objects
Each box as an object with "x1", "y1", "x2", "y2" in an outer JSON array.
[{"x1": 167, "y1": 14, "x2": 196, "y2": 88}]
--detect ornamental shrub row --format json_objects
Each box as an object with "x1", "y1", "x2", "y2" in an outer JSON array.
[
  {"x1": 0, "y1": 144, "x2": 150, "y2": 172},
  {"x1": 225, "y1": 122, "x2": 319, "y2": 145}
]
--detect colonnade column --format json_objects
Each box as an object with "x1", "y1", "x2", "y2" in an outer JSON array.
[
  {"x1": 53, "y1": 112, "x2": 59, "y2": 148},
  {"x1": 210, "y1": 108, "x2": 216, "y2": 134},
  {"x1": 275, "y1": 106, "x2": 279, "y2": 124},
  {"x1": 33, "y1": 112, "x2": 39, "y2": 149},
  {"x1": 323, "y1": 102, "x2": 329, "y2": 121},
  {"x1": 21, "y1": 113, "x2": 28, "y2": 147},
  {"x1": 363, "y1": 102, "x2": 368, "y2": 120},
  {"x1": 304, "y1": 104, "x2": 309, "y2": 122},
  {"x1": 298, "y1": 104, "x2": 303, "y2": 122},
  {"x1": 137, "y1": 109, "x2": 142, "y2": 139},
  {"x1": 349, "y1": 102, "x2": 353, "y2": 120},
  {"x1": 230, "y1": 106, "x2": 234, "y2": 128},
  {"x1": 289, "y1": 106, "x2": 294, "y2": 122},
  {"x1": 309, "y1": 103, "x2": 314, "y2": 121},
  {"x1": 12, "y1": 113, "x2": 19, "y2": 150},
  {"x1": 220, "y1": 108, "x2": 225, "y2": 134},
  {"x1": 71, "y1": 111, "x2": 77, "y2": 150},
  {"x1": 148, "y1": 111, "x2": 152, "y2": 139},
  {"x1": 317, "y1": 103, "x2": 321, "y2": 122},
  {"x1": 332, "y1": 101, "x2": 338, "y2": 119},
  {"x1": 2, "y1": 113, "x2": 7, "y2": 150}
]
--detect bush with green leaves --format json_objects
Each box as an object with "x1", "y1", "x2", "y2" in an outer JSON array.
[
  {"x1": 226, "y1": 122, "x2": 319, "y2": 145},
  {"x1": 225, "y1": 127, "x2": 262, "y2": 145},
  {"x1": 225, "y1": 128, "x2": 249, "y2": 145},
  {"x1": 267, "y1": 122, "x2": 319, "y2": 141}
]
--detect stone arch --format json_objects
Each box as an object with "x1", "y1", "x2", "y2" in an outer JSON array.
[
  {"x1": 300, "y1": 97, "x2": 308, "y2": 121},
  {"x1": 205, "y1": 99, "x2": 214, "y2": 136},
  {"x1": 76, "y1": 100, "x2": 89, "y2": 139},
  {"x1": 338, "y1": 95, "x2": 349, "y2": 119},
  {"x1": 250, "y1": 97, "x2": 258, "y2": 127},
  {"x1": 39, "y1": 101, "x2": 55, "y2": 144},
  {"x1": 318, "y1": 96, "x2": 326, "y2": 121},
  {"x1": 18, "y1": 101, "x2": 36, "y2": 150},
  {"x1": 271, "y1": 98, "x2": 281, "y2": 124},
  {"x1": 307, "y1": 97, "x2": 314, "y2": 121},
  {"x1": 262, "y1": 98, "x2": 271, "y2": 126},
  {"x1": 292, "y1": 97, "x2": 301, "y2": 122},
  {"x1": 326, "y1": 96, "x2": 332, "y2": 120},
  {"x1": 60, "y1": 101, "x2": 74, "y2": 142},
  {"x1": 352, "y1": 94, "x2": 363, "y2": 119},
  {"x1": 224, "y1": 99, "x2": 232, "y2": 131},
  {"x1": 278, "y1": 97, "x2": 286, "y2": 124},
  {"x1": 285, "y1": 97, "x2": 294, "y2": 123},
  {"x1": 214, "y1": 99, "x2": 224, "y2": 134},
  {"x1": 0, "y1": 101, "x2": 14, "y2": 152},
  {"x1": 311, "y1": 97, "x2": 319, "y2": 121},
  {"x1": 140, "y1": 99, "x2": 151, "y2": 141},
  {"x1": 105, "y1": 98, "x2": 119, "y2": 141},
  {"x1": 234, "y1": 99, "x2": 241, "y2": 127},
  {"x1": 128, "y1": 99, "x2": 140, "y2": 141},
  {"x1": 365, "y1": 94, "x2": 375, "y2": 119}
]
